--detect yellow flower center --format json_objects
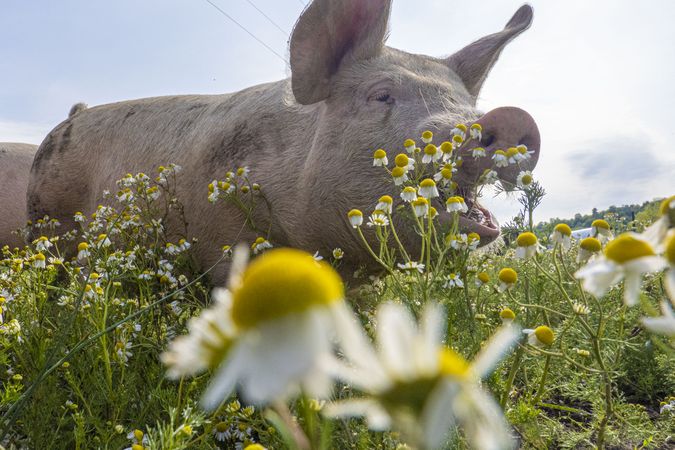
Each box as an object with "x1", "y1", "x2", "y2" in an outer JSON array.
[
  {"x1": 452, "y1": 135, "x2": 463, "y2": 144},
  {"x1": 402, "y1": 187, "x2": 416, "y2": 195},
  {"x1": 521, "y1": 174, "x2": 533, "y2": 185},
  {"x1": 348, "y1": 209, "x2": 363, "y2": 219},
  {"x1": 467, "y1": 232, "x2": 480, "y2": 243},
  {"x1": 244, "y1": 445, "x2": 266, "y2": 450},
  {"x1": 132, "y1": 445, "x2": 144, "y2": 450},
  {"x1": 412, "y1": 197, "x2": 429, "y2": 207},
  {"x1": 506, "y1": 147, "x2": 518, "y2": 157},
  {"x1": 424, "y1": 144, "x2": 437, "y2": 156},
  {"x1": 420, "y1": 178, "x2": 436, "y2": 188},
  {"x1": 534, "y1": 326, "x2": 554, "y2": 346},
  {"x1": 580, "y1": 237, "x2": 602, "y2": 252},
  {"x1": 438, "y1": 347, "x2": 470, "y2": 378},
  {"x1": 440, "y1": 142, "x2": 453, "y2": 154},
  {"x1": 78, "y1": 242, "x2": 89, "y2": 251},
  {"x1": 34, "y1": 253, "x2": 46, "y2": 261},
  {"x1": 394, "y1": 154, "x2": 409, "y2": 167},
  {"x1": 494, "y1": 149, "x2": 506, "y2": 157},
  {"x1": 97, "y1": 234, "x2": 107, "y2": 241},
  {"x1": 133, "y1": 429, "x2": 144, "y2": 441},
  {"x1": 404, "y1": 139, "x2": 415, "y2": 148},
  {"x1": 498, "y1": 268, "x2": 518, "y2": 284},
  {"x1": 554, "y1": 223, "x2": 572, "y2": 236},
  {"x1": 604, "y1": 234, "x2": 655, "y2": 264},
  {"x1": 470, "y1": 123, "x2": 482, "y2": 131},
  {"x1": 477, "y1": 272, "x2": 490, "y2": 283},
  {"x1": 231, "y1": 249, "x2": 344, "y2": 329},
  {"x1": 373, "y1": 149, "x2": 386, "y2": 159},
  {"x1": 215, "y1": 421, "x2": 229, "y2": 432},
  {"x1": 665, "y1": 234, "x2": 675, "y2": 265},
  {"x1": 378, "y1": 195, "x2": 393, "y2": 205},
  {"x1": 440, "y1": 168, "x2": 453, "y2": 180},
  {"x1": 500, "y1": 308, "x2": 516, "y2": 320},
  {"x1": 422, "y1": 130, "x2": 433, "y2": 140},
  {"x1": 446, "y1": 196, "x2": 464, "y2": 205},
  {"x1": 591, "y1": 219, "x2": 610, "y2": 230},
  {"x1": 391, "y1": 166, "x2": 405, "y2": 178},
  {"x1": 516, "y1": 232, "x2": 538, "y2": 247}
]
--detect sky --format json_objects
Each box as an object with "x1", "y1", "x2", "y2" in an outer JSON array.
[{"x1": 1, "y1": 0, "x2": 673, "y2": 225}]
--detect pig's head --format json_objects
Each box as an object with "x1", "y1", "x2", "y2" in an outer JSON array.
[{"x1": 288, "y1": 0, "x2": 540, "y2": 264}]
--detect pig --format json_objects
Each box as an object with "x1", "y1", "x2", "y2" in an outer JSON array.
[
  {"x1": 0, "y1": 143, "x2": 38, "y2": 249},
  {"x1": 27, "y1": 0, "x2": 540, "y2": 283}
]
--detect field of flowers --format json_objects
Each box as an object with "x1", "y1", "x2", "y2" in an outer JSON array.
[{"x1": 0, "y1": 129, "x2": 673, "y2": 449}]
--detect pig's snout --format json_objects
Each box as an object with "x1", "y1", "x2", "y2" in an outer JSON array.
[{"x1": 465, "y1": 107, "x2": 540, "y2": 184}]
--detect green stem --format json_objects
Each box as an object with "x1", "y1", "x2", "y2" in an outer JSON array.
[{"x1": 532, "y1": 354, "x2": 551, "y2": 405}]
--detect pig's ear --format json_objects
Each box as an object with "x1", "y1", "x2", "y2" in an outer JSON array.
[
  {"x1": 446, "y1": 4, "x2": 533, "y2": 98},
  {"x1": 290, "y1": 0, "x2": 392, "y2": 105}
]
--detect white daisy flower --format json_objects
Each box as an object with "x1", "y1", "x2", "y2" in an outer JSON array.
[
  {"x1": 391, "y1": 166, "x2": 408, "y2": 186},
  {"x1": 208, "y1": 180, "x2": 220, "y2": 203},
  {"x1": 577, "y1": 237, "x2": 602, "y2": 264},
  {"x1": 34, "y1": 236, "x2": 52, "y2": 252},
  {"x1": 418, "y1": 179, "x2": 439, "y2": 199},
  {"x1": 472, "y1": 147, "x2": 486, "y2": 158},
  {"x1": 348, "y1": 209, "x2": 363, "y2": 228},
  {"x1": 497, "y1": 268, "x2": 518, "y2": 292},
  {"x1": 446, "y1": 196, "x2": 468, "y2": 214},
  {"x1": 641, "y1": 298, "x2": 675, "y2": 337},
  {"x1": 367, "y1": 210, "x2": 390, "y2": 227},
  {"x1": 591, "y1": 219, "x2": 614, "y2": 243},
  {"x1": 523, "y1": 326, "x2": 554, "y2": 348},
  {"x1": 421, "y1": 130, "x2": 433, "y2": 144},
  {"x1": 32, "y1": 253, "x2": 46, "y2": 269},
  {"x1": 373, "y1": 149, "x2": 388, "y2": 167},
  {"x1": 500, "y1": 308, "x2": 516, "y2": 326},
  {"x1": 251, "y1": 237, "x2": 272, "y2": 255},
  {"x1": 516, "y1": 171, "x2": 534, "y2": 188},
  {"x1": 332, "y1": 248, "x2": 344, "y2": 260},
  {"x1": 451, "y1": 124, "x2": 467, "y2": 140},
  {"x1": 505, "y1": 147, "x2": 520, "y2": 164},
  {"x1": 550, "y1": 223, "x2": 572, "y2": 250},
  {"x1": 77, "y1": 242, "x2": 90, "y2": 260},
  {"x1": 517, "y1": 144, "x2": 534, "y2": 161},
  {"x1": 492, "y1": 150, "x2": 508, "y2": 168},
  {"x1": 641, "y1": 195, "x2": 674, "y2": 250},
  {"x1": 412, "y1": 197, "x2": 429, "y2": 218},
  {"x1": 470, "y1": 123, "x2": 482, "y2": 141},
  {"x1": 404, "y1": 139, "x2": 416, "y2": 154},
  {"x1": 422, "y1": 144, "x2": 441, "y2": 164},
  {"x1": 433, "y1": 167, "x2": 454, "y2": 186},
  {"x1": 324, "y1": 302, "x2": 520, "y2": 450},
  {"x1": 575, "y1": 233, "x2": 667, "y2": 306},
  {"x1": 162, "y1": 247, "x2": 363, "y2": 408},
  {"x1": 397, "y1": 261, "x2": 425, "y2": 274},
  {"x1": 376, "y1": 195, "x2": 393, "y2": 214},
  {"x1": 439, "y1": 141, "x2": 453, "y2": 161},
  {"x1": 400, "y1": 186, "x2": 417, "y2": 203},
  {"x1": 515, "y1": 232, "x2": 539, "y2": 260},
  {"x1": 443, "y1": 273, "x2": 464, "y2": 289}
]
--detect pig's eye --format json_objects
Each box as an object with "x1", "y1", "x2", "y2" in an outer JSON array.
[{"x1": 368, "y1": 91, "x2": 395, "y2": 105}]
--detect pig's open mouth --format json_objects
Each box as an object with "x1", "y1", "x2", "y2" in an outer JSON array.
[{"x1": 436, "y1": 187, "x2": 500, "y2": 243}]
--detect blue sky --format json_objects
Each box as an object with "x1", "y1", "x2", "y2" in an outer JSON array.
[{"x1": 1, "y1": 0, "x2": 673, "y2": 224}]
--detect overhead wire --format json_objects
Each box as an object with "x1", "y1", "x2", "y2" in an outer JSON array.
[
  {"x1": 243, "y1": 0, "x2": 289, "y2": 36},
  {"x1": 203, "y1": 0, "x2": 289, "y2": 66}
]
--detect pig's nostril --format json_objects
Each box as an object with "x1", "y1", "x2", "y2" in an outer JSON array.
[{"x1": 481, "y1": 133, "x2": 495, "y2": 147}]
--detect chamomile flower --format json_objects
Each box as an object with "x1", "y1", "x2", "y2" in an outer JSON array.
[
  {"x1": 397, "y1": 261, "x2": 425, "y2": 274},
  {"x1": 575, "y1": 233, "x2": 666, "y2": 306},
  {"x1": 439, "y1": 141, "x2": 453, "y2": 161},
  {"x1": 422, "y1": 144, "x2": 440, "y2": 164},
  {"x1": 498, "y1": 268, "x2": 518, "y2": 292},
  {"x1": 591, "y1": 219, "x2": 613, "y2": 242},
  {"x1": 400, "y1": 187, "x2": 417, "y2": 203},
  {"x1": 515, "y1": 232, "x2": 539, "y2": 260},
  {"x1": 470, "y1": 123, "x2": 482, "y2": 141},
  {"x1": 34, "y1": 236, "x2": 52, "y2": 252},
  {"x1": 577, "y1": 237, "x2": 602, "y2": 264},
  {"x1": 412, "y1": 197, "x2": 430, "y2": 218},
  {"x1": 324, "y1": 302, "x2": 519, "y2": 450},
  {"x1": 394, "y1": 153, "x2": 415, "y2": 172},
  {"x1": 376, "y1": 195, "x2": 393, "y2": 214},
  {"x1": 451, "y1": 123, "x2": 467, "y2": 139},
  {"x1": 451, "y1": 134, "x2": 464, "y2": 150},
  {"x1": 446, "y1": 196, "x2": 468, "y2": 214},
  {"x1": 348, "y1": 209, "x2": 363, "y2": 228},
  {"x1": 367, "y1": 210, "x2": 390, "y2": 227},
  {"x1": 524, "y1": 326, "x2": 554, "y2": 348},
  {"x1": 516, "y1": 171, "x2": 534, "y2": 188},
  {"x1": 433, "y1": 167, "x2": 454, "y2": 186},
  {"x1": 208, "y1": 181, "x2": 220, "y2": 203},
  {"x1": 251, "y1": 237, "x2": 272, "y2": 254},
  {"x1": 77, "y1": 242, "x2": 90, "y2": 260},
  {"x1": 391, "y1": 166, "x2": 408, "y2": 186},
  {"x1": 500, "y1": 308, "x2": 516, "y2": 326},
  {"x1": 475, "y1": 272, "x2": 490, "y2": 287},
  {"x1": 517, "y1": 144, "x2": 533, "y2": 160},
  {"x1": 505, "y1": 147, "x2": 520, "y2": 164},
  {"x1": 443, "y1": 273, "x2": 464, "y2": 289},
  {"x1": 421, "y1": 130, "x2": 433, "y2": 144},
  {"x1": 33, "y1": 253, "x2": 46, "y2": 269},
  {"x1": 163, "y1": 247, "x2": 361, "y2": 408},
  {"x1": 404, "y1": 139, "x2": 416, "y2": 154},
  {"x1": 551, "y1": 223, "x2": 572, "y2": 250},
  {"x1": 481, "y1": 169, "x2": 499, "y2": 185},
  {"x1": 641, "y1": 298, "x2": 675, "y2": 337},
  {"x1": 97, "y1": 234, "x2": 111, "y2": 248},
  {"x1": 332, "y1": 248, "x2": 344, "y2": 260},
  {"x1": 492, "y1": 150, "x2": 508, "y2": 168},
  {"x1": 373, "y1": 149, "x2": 388, "y2": 167},
  {"x1": 641, "y1": 195, "x2": 675, "y2": 249},
  {"x1": 663, "y1": 231, "x2": 675, "y2": 299},
  {"x1": 572, "y1": 303, "x2": 590, "y2": 315},
  {"x1": 472, "y1": 147, "x2": 486, "y2": 158},
  {"x1": 418, "y1": 179, "x2": 439, "y2": 199}
]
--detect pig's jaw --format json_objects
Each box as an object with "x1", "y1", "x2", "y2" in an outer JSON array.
[{"x1": 435, "y1": 191, "x2": 500, "y2": 244}]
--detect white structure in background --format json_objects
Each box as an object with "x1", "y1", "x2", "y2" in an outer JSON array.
[{"x1": 571, "y1": 227, "x2": 593, "y2": 240}]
